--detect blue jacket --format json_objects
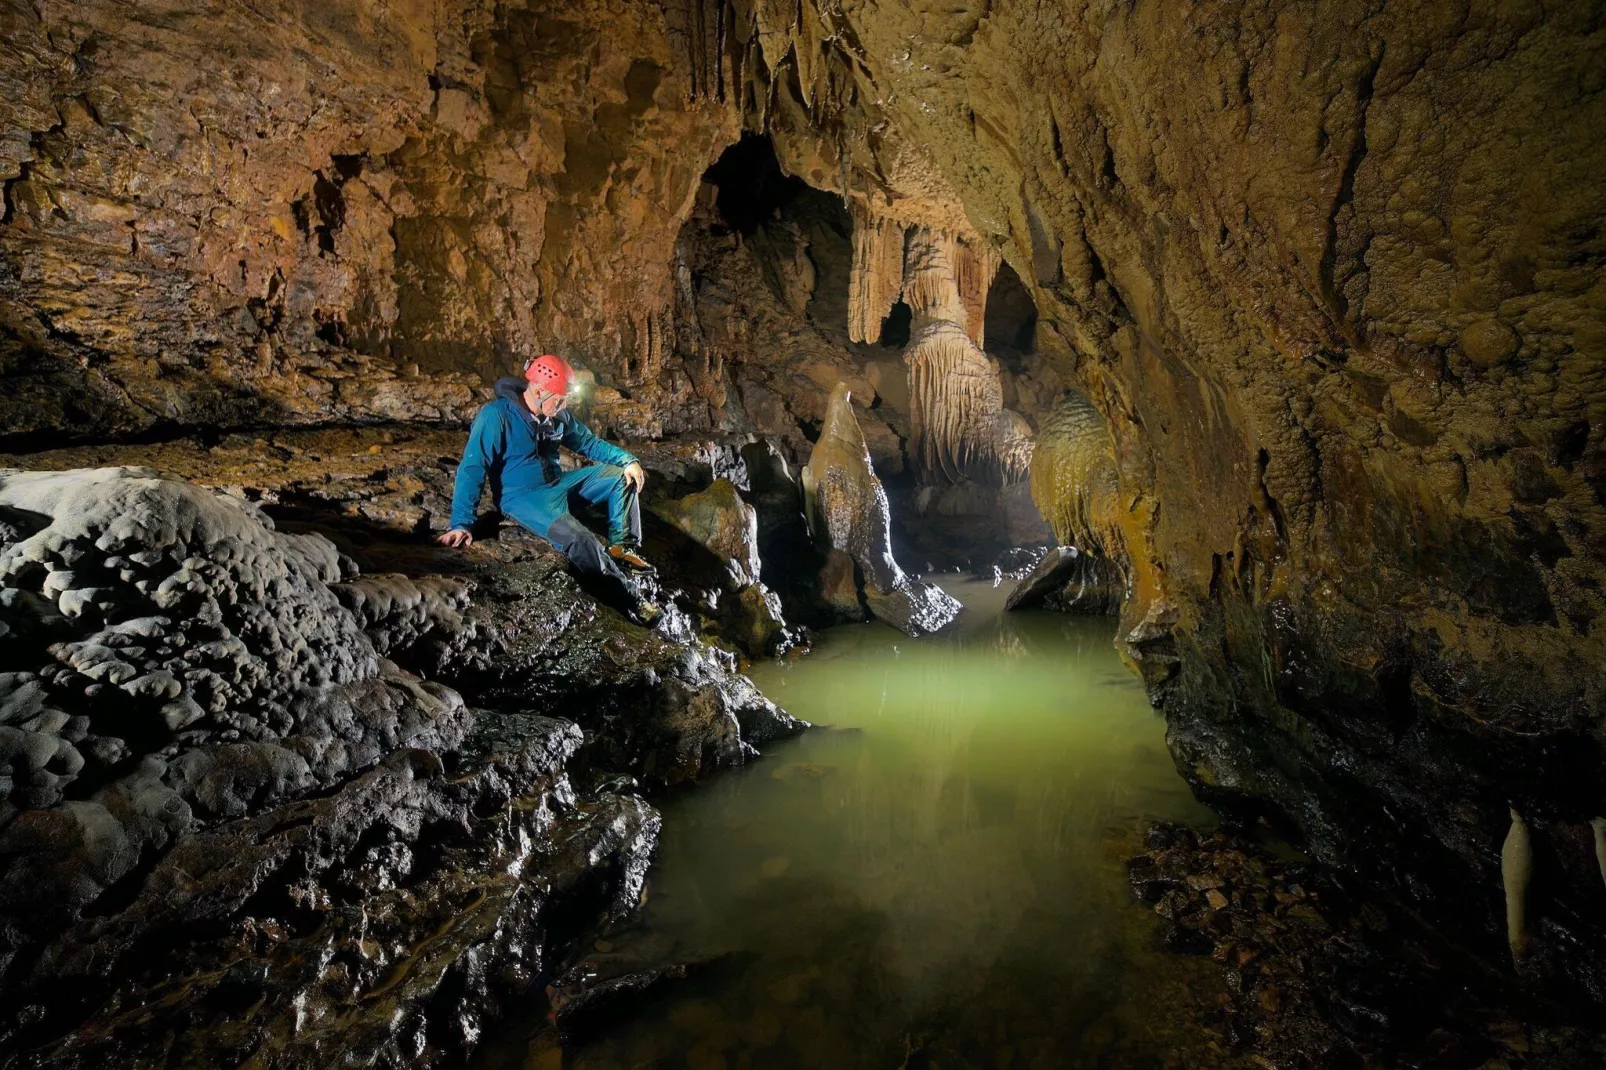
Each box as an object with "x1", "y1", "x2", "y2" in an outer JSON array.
[{"x1": 449, "y1": 377, "x2": 637, "y2": 530}]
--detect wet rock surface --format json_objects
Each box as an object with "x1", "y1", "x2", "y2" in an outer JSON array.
[
  {"x1": 644, "y1": 478, "x2": 796, "y2": 659},
  {"x1": 0, "y1": 467, "x2": 469, "y2": 919},
  {"x1": 1004, "y1": 545, "x2": 1124, "y2": 616},
  {"x1": 15, "y1": 716, "x2": 655, "y2": 1069},
  {"x1": 0, "y1": 437, "x2": 806, "y2": 1068},
  {"x1": 1128, "y1": 823, "x2": 1606, "y2": 1070}
]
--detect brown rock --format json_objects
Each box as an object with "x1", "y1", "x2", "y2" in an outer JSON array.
[
  {"x1": 650, "y1": 479, "x2": 761, "y2": 587},
  {"x1": 1460, "y1": 319, "x2": 1521, "y2": 368}
]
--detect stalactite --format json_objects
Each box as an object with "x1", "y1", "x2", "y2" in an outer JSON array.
[
  {"x1": 751, "y1": 0, "x2": 799, "y2": 78},
  {"x1": 907, "y1": 320, "x2": 998, "y2": 481},
  {"x1": 672, "y1": 240, "x2": 726, "y2": 416},
  {"x1": 624, "y1": 309, "x2": 666, "y2": 385},
  {"x1": 668, "y1": 0, "x2": 731, "y2": 102},
  {"x1": 901, "y1": 226, "x2": 964, "y2": 319},
  {"x1": 953, "y1": 237, "x2": 1000, "y2": 347},
  {"x1": 1502, "y1": 807, "x2": 1532, "y2": 967},
  {"x1": 900, "y1": 227, "x2": 1032, "y2": 486},
  {"x1": 847, "y1": 201, "x2": 906, "y2": 344}
]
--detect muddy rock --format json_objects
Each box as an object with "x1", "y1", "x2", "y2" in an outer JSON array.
[
  {"x1": 1128, "y1": 822, "x2": 1606, "y2": 1070},
  {"x1": 8, "y1": 715, "x2": 658, "y2": 1068},
  {"x1": 650, "y1": 479, "x2": 761, "y2": 587}
]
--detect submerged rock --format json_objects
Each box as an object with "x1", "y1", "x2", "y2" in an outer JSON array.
[
  {"x1": 801, "y1": 384, "x2": 961, "y2": 636},
  {"x1": 1004, "y1": 545, "x2": 1124, "y2": 615}
]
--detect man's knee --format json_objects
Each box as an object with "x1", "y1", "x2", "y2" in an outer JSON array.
[{"x1": 548, "y1": 515, "x2": 607, "y2": 572}]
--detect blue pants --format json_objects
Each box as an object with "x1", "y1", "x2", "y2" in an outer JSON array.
[{"x1": 500, "y1": 464, "x2": 641, "y2": 582}]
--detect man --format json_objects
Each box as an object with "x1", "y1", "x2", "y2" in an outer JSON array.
[{"x1": 436, "y1": 354, "x2": 663, "y2": 625}]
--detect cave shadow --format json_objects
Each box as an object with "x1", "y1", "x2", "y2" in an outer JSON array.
[
  {"x1": 984, "y1": 259, "x2": 1037, "y2": 357},
  {"x1": 702, "y1": 133, "x2": 812, "y2": 237}
]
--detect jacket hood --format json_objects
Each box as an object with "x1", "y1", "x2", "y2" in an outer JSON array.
[{"x1": 493, "y1": 376, "x2": 527, "y2": 403}]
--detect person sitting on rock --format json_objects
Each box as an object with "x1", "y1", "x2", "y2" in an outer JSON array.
[{"x1": 436, "y1": 353, "x2": 662, "y2": 625}]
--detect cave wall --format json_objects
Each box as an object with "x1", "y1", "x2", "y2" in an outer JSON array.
[
  {"x1": 0, "y1": 0, "x2": 740, "y2": 439},
  {"x1": 750, "y1": 0, "x2": 1606, "y2": 995}
]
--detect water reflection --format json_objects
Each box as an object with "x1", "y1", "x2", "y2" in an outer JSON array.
[{"x1": 484, "y1": 578, "x2": 1218, "y2": 1069}]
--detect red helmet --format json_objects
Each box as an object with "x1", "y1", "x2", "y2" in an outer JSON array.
[{"x1": 524, "y1": 353, "x2": 572, "y2": 395}]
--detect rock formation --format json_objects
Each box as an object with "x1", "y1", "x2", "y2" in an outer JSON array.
[
  {"x1": 846, "y1": 201, "x2": 906, "y2": 346},
  {"x1": 0, "y1": 468, "x2": 465, "y2": 892},
  {"x1": 0, "y1": 458, "x2": 803, "y2": 1064},
  {"x1": 1014, "y1": 392, "x2": 1156, "y2": 620},
  {"x1": 801, "y1": 383, "x2": 961, "y2": 636},
  {"x1": 646, "y1": 477, "x2": 793, "y2": 658},
  {"x1": 1004, "y1": 545, "x2": 1123, "y2": 617},
  {"x1": 901, "y1": 227, "x2": 1034, "y2": 486}
]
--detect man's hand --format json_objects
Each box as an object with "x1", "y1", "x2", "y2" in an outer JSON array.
[
  {"x1": 622, "y1": 462, "x2": 646, "y2": 493},
  {"x1": 436, "y1": 528, "x2": 474, "y2": 549}
]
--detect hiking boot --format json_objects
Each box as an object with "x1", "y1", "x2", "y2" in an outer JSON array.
[
  {"x1": 629, "y1": 597, "x2": 664, "y2": 628},
  {"x1": 608, "y1": 542, "x2": 655, "y2": 574}
]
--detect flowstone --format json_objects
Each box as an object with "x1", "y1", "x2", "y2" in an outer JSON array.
[{"x1": 0, "y1": 468, "x2": 470, "y2": 926}]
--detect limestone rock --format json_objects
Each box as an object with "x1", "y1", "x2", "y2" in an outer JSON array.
[
  {"x1": 644, "y1": 478, "x2": 795, "y2": 658},
  {"x1": 1005, "y1": 546, "x2": 1123, "y2": 616},
  {"x1": 9, "y1": 717, "x2": 659, "y2": 1068},
  {"x1": 802, "y1": 384, "x2": 960, "y2": 636},
  {"x1": 0, "y1": 457, "x2": 807, "y2": 1065},
  {"x1": 2, "y1": 0, "x2": 1603, "y2": 1011},
  {"x1": 0, "y1": 467, "x2": 469, "y2": 914},
  {"x1": 650, "y1": 478, "x2": 761, "y2": 587}
]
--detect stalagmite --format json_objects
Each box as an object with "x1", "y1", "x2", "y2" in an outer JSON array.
[
  {"x1": 802, "y1": 383, "x2": 962, "y2": 635},
  {"x1": 952, "y1": 237, "x2": 1000, "y2": 347},
  {"x1": 1502, "y1": 808, "x2": 1532, "y2": 966},
  {"x1": 1592, "y1": 817, "x2": 1606, "y2": 893},
  {"x1": 803, "y1": 383, "x2": 904, "y2": 593},
  {"x1": 900, "y1": 227, "x2": 1032, "y2": 485},
  {"x1": 847, "y1": 202, "x2": 906, "y2": 344}
]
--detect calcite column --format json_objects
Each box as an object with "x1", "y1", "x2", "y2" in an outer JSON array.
[{"x1": 901, "y1": 227, "x2": 1032, "y2": 485}]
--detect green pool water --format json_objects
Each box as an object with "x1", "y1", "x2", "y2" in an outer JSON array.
[{"x1": 490, "y1": 577, "x2": 1220, "y2": 1069}]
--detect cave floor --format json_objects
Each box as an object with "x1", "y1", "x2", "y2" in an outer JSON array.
[
  {"x1": 0, "y1": 425, "x2": 471, "y2": 540},
  {"x1": 4, "y1": 429, "x2": 1601, "y2": 1069}
]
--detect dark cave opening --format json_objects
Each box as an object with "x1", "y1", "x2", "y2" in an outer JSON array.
[
  {"x1": 702, "y1": 133, "x2": 811, "y2": 236},
  {"x1": 879, "y1": 300, "x2": 912, "y2": 347},
  {"x1": 694, "y1": 133, "x2": 864, "y2": 348},
  {"x1": 689, "y1": 134, "x2": 1052, "y2": 572},
  {"x1": 985, "y1": 259, "x2": 1037, "y2": 355}
]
